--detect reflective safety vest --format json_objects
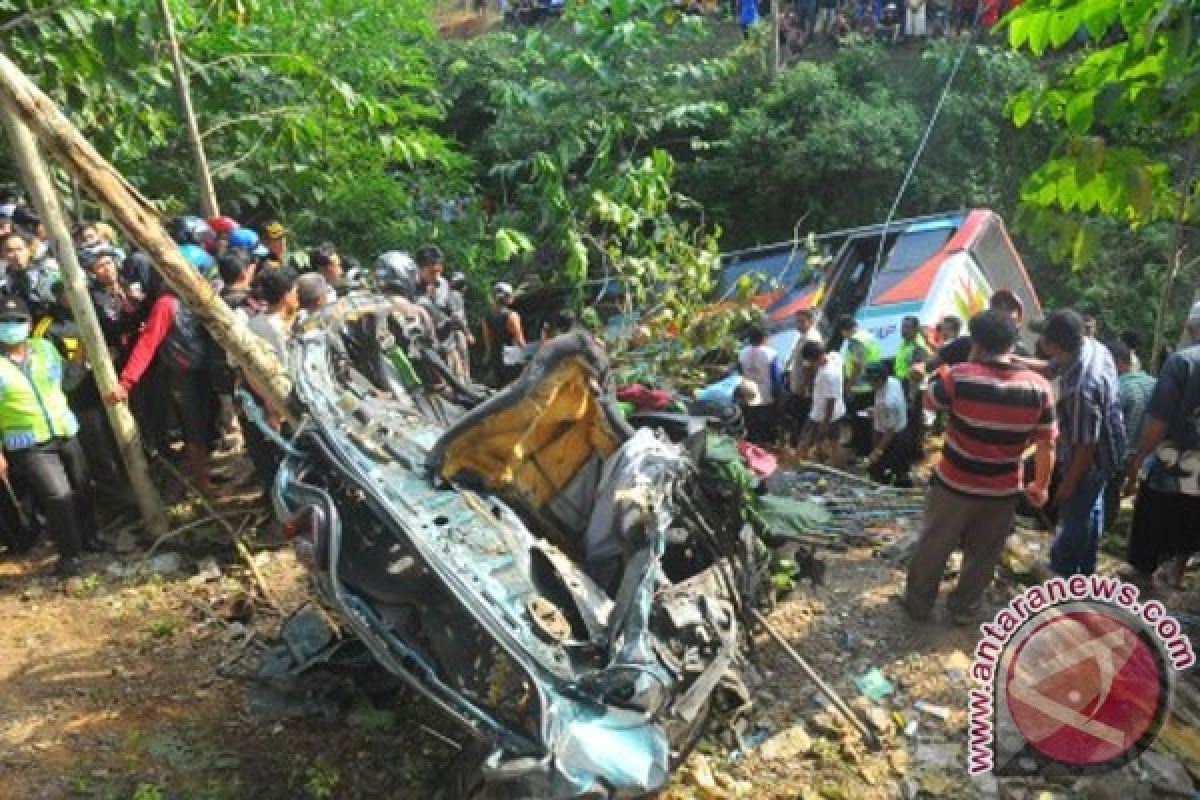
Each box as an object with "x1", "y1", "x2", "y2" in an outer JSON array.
[
  {"x1": 893, "y1": 334, "x2": 929, "y2": 380},
  {"x1": 842, "y1": 328, "x2": 881, "y2": 393},
  {"x1": 0, "y1": 338, "x2": 79, "y2": 451}
]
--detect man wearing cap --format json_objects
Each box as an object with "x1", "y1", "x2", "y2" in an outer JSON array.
[
  {"x1": 261, "y1": 220, "x2": 288, "y2": 270},
  {"x1": 1123, "y1": 302, "x2": 1200, "y2": 589},
  {"x1": 0, "y1": 296, "x2": 102, "y2": 575},
  {"x1": 1037, "y1": 309, "x2": 1126, "y2": 576},
  {"x1": 865, "y1": 362, "x2": 913, "y2": 486},
  {"x1": 482, "y1": 281, "x2": 527, "y2": 386}
]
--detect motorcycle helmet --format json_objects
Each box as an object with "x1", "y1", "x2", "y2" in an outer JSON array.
[
  {"x1": 228, "y1": 228, "x2": 259, "y2": 250},
  {"x1": 207, "y1": 215, "x2": 239, "y2": 235},
  {"x1": 180, "y1": 242, "x2": 217, "y2": 278},
  {"x1": 168, "y1": 215, "x2": 215, "y2": 248},
  {"x1": 372, "y1": 251, "x2": 418, "y2": 297}
]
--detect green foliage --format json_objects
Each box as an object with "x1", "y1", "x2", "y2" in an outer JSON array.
[
  {"x1": 1005, "y1": 0, "x2": 1199, "y2": 352},
  {"x1": 439, "y1": 0, "x2": 740, "y2": 372},
  {"x1": 1005, "y1": 0, "x2": 1198, "y2": 239},
  {"x1": 679, "y1": 40, "x2": 1050, "y2": 248},
  {"x1": 147, "y1": 617, "x2": 176, "y2": 638},
  {"x1": 131, "y1": 784, "x2": 164, "y2": 800},
  {"x1": 0, "y1": 0, "x2": 463, "y2": 263}
]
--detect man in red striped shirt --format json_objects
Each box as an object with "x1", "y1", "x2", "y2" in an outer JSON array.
[{"x1": 902, "y1": 310, "x2": 1056, "y2": 624}]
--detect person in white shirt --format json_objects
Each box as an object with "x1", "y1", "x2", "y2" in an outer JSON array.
[
  {"x1": 738, "y1": 327, "x2": 778, "y2": 405},
  {"x1": 865, "y1": 362, "x2": 915, "y2": 486},
  {"x1": 247, "y1": 269, "x2": 298, "y2": 362},
  {"x1": 796, "y1": 339, "x2": 845, "y2": 466},
  {"x1": 736, "y1": 326, "x2": 779, "y2": 444}
]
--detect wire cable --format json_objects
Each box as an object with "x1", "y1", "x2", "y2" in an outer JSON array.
[{"x1": 865, "y1": 18, "x2": 980, "y2": 302}]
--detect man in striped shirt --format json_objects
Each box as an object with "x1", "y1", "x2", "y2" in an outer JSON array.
[{"x1": 902, "y1": 310, "x2": 1056, "y2": 624}]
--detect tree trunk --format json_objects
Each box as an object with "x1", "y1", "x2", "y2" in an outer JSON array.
[
  {"x1": 771, "y1": 0, "x2": 781, "y2": 78},
  {"x1": 0, "y1": 50, "x2": 294, "y2": 420},
  {"x1": 1150, "y1": 143, "x2": 1197, "y2": 372},
  {"x1": 0, "y1": 101, "x2": 168, "y2": 536},
  {"x1": 158, "y1": 0, "x2": 219, "y2": 219}
]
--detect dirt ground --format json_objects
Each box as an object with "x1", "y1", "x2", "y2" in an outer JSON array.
[
  {"x1": 0, "y1": 525, "x2": 460, "y2": 800},
  {"x1": 0, "y1": 475, "x2": 1196, "y2": 800}
]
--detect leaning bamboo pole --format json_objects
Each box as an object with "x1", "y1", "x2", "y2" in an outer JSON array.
[
  {"x1": 157, "y1": 0, "x2": 220, "y2": 219},
  {"x1": 0, "y1": 102, "x2": 168, "y2": 536},
  {"x1": 0, "y1": 51, "x2": 293, "y2": 419}
]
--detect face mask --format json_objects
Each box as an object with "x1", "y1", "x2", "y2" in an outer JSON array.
[{"x1": 0, "y1": 320, "x2": 30, "y2": 345}]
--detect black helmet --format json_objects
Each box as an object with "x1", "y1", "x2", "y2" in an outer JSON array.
[
  {"x1": 168, "y1": 215, "x2": 215, "y2": 247},
  {"x1": 372, "y1": 251, "x2": 417, "y2": 297}
]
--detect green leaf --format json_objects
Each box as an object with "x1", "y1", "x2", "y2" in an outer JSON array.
[
  {"x1": 1065, "y1": 90, "x2": 1096, "y2": 134},
  {"x1": 1026, "y1": 11, "x2": 1053, "y2": 56},
  {"x1": 1009, "y1": 91, "x2": 1033, "y2": 128},
  {"x1": 1124, "y1": 164, "x2": 1153, "y2": 220},
  {"x1": 1049, "y1": 8, "x2": 1082, "y2": 49},
  {"x1": 565, "y1": 233, "x2": 588, "y2": 283}
]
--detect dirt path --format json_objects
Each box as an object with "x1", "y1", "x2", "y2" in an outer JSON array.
[
  {"x1": 0, "y1": 535, "x2": 456, "y2": 800},
  {"x1": 1, "y1": 494, "x2": 1195, "y2": 799}
]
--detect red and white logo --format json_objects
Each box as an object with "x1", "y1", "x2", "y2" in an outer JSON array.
[
  {"x1": 967, "y1": 576, "x2": 1193, "y2": 777},
  {"x1": 1004, "y1": 609, "x2": 1165, "y2": 768}
]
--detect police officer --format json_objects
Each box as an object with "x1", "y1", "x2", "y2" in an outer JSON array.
[{"x1": 0, "y1": 296, "x2": 101, "y2": 575}]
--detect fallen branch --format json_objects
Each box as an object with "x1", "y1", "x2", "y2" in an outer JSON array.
[
  {"x1": 152, "y1": 453, "x2": 284, "y2": 614},
  {"x1": 793, "y1": 459, "x2": 923, "y2": 494},
  {"x1": 143, "y1": 511, "x2": 260, "y2": 559}
]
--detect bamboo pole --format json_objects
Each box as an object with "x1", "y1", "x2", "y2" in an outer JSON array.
[
  {"x1": 157, "y1": 0, "x2": 219, "y2": 219},
  {"x1": 0, "y1": 51, "x2": 294, "y2": 419},
  {"x1": 0, "y1": 102, "x2": 169, "y2": 537}
]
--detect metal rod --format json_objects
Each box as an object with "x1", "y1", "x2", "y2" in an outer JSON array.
[
  {"x1": 752, "y1": 608, "x2": 880, "y2": 750},
  {"x1": 2, "y1": 475, "x2": 28, "y2": 530}
]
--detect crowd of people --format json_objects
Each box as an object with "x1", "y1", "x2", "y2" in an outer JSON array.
[
  {"x1": 0, "y1": 192, "x2": 546, "y2": 579},
  {"x1": 736, "y1": 291, "x2": 1200, "y2": 623},
  {"x1": 739, "y1": 0, "x2": 1025, "y2": 47}
]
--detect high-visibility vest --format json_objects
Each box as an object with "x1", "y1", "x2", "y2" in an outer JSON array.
[
  {"x1": 894, "y1": 334, "x2": 929, "y2": 380},
  {"x1": 0, "y1": 338, "x2": 79, "y2": 450},
  {"x1": 842, "y1": 328, "x2": 881, "y2": 392}
]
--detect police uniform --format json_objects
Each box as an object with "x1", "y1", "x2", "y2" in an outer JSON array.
[{"x1": 0, "y1": 297, "x2": 99, "y2": 573}]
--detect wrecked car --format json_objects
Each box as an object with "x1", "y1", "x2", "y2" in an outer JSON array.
[{"x1": 267, "y1": 294, "x2": 763, "y2": 798}]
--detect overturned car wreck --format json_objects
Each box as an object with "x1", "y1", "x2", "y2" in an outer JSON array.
[{"x1": 267, "y1": 295, "x2": 763, "y2": 798}]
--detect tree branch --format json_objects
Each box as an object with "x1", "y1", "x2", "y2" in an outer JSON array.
[
  {"x1": 200, "y1": 105, "x2": 309, "y2": 140},
  {"x1": 196, "y1": 52, "x2": 297, "y2": 70},
  {"x1": 0, "y1": 1, "x2": 73, "y2": 34}
]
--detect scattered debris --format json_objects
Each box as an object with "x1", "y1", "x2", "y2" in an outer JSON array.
[
  {"x1": 188, "y1": 557, "x2": 222, "y2": 584},
  {"x1": 758, "y1": 725, "x2": 814, "y2": 761},
  {"x1": 853, "y1": 667, "x2": 895, "y2": 702},
  {"x1": 913, "y1": 700, "x2": 951, "y2": 721},
  {"x1": 145, "y1": 551, "x2": 183, "y2": 576}
]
